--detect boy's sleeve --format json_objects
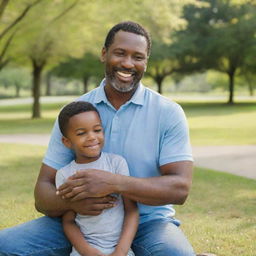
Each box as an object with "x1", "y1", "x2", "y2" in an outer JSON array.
[
  {"x1": 114, "y1": 155, "x2": 130, "y2": 176},
  {"x1": 55, "y1": 169, "x2": 66, "y2": 189}
]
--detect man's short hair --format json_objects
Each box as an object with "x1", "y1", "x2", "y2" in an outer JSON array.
[
  {"x1": 104, "y1": 21, "x2": 151, "y2": 56},
  {"x1": 58, "y1": 101, "x2": 100, "y2": 137}
]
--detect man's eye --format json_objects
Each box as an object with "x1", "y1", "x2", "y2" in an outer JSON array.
[{"x1": 134, "y1": 55, "x2": 145, "y2": 61}]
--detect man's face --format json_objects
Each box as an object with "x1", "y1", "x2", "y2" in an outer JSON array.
[{"x1": 101, "y1": 31, "x2": 148, "y2": 93}]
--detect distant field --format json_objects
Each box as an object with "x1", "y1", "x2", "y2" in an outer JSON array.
[
  {"x1": 0, "y1": 143, "x2": 255, "y2": 256},
  {"x1": 0, "y1": 96, "x2": 256, "y2": 145}
]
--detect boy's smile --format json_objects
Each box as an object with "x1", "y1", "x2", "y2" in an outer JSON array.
[{"x1": 62, "y1": 111, "x2": 104, "y2": 163}]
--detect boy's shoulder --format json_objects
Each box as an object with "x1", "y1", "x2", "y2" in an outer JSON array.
[
  {"x1": 57, "y1": 161, "x2": 75, "y2": 177},
  {"x1": 101, "y1": 152, "x2": 129, "y2": 175},
  {"x1": 102, "y1": 152, "x2": 127, "y2": 164}
]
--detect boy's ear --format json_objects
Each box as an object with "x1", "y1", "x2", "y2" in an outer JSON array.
[
  {"x1": 100, "y1": 47, "x2": 106, "y2": 63},
  {"x1": 62, "y1": 136, "x2": 72, "y2": 149}
]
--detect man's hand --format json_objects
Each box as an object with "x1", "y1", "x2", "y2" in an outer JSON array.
[
  {"x1": 56, "y1": 169, "x2": 117, "y2": 201},
  {"x1": 69, "y1": 196, "x2": 116, "y2": 215}
]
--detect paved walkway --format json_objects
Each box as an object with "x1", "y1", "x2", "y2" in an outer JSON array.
[{"x1": 0, "y1": 134, "x2": 255, "y2": 180}]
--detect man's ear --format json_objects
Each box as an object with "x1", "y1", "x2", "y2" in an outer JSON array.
[
  {"x1": 100, "y1": 47, "x2": 106, "y2": 63},
  {"x1": 62, "y1": 136, "x2": 72, "y2": 149}
]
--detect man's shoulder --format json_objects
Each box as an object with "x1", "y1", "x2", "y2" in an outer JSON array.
[
  {"x1": 77, "y1": 86, "x2": 100, "y2": 102},
  {"x1": 144, "y1": 86, "x2": 181, "y2": 110}
]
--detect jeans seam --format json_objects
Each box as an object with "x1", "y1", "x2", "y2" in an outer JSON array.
[
  {"x1": 25, "y1": 245, "x2": 70, "y2": 256},
  {"x1": 133, "y1": 243, "x2": 153, "y2": 256}
]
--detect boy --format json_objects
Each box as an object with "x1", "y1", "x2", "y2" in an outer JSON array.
[{"x1": 56, "y1": 101, "x2": 138, "y2": 256}]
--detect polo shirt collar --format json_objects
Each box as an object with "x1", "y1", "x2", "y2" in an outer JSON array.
[{"x1": 94, "y1": 79, "x2": 145, "y2": 106}]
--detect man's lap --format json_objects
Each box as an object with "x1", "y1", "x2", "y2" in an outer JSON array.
[{"x1": 0, "y1": 216, "x2": 194, "y2": 256}]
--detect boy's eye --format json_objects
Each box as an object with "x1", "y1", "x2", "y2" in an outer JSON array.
[
  {"x1": 95, "y1": 129, "x2": 102, "y2": 133},
  {"x1": 77, "y1": 132, "x2": 85, "y2": 136}
]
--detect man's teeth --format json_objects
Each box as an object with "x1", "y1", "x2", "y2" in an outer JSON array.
[{"x1": 117, "y1": 71, "x2": 132, "y2": 78}]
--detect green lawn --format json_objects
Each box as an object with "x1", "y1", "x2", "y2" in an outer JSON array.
[
  {"x1": 0, "y1": 143, "x2": 255, "y2": 256},
  {"x1": 0, "y1": 99, "x2": 256, "y2": 145}
]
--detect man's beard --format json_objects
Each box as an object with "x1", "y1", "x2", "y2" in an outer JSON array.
[{"x1": 105, "y1": 67, "x2": 143, "y2": 93}]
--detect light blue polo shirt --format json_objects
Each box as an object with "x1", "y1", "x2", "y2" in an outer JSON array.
[{"x1": 43, "y1": 80, "x2": 193, "y2": 224}]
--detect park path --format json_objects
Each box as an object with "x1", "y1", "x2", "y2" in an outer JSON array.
[{"x1": 0, "y1": 134, "x2": 255, "y2": 180}]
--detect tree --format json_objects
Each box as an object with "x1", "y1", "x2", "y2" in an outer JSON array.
[
  {"x1": 0, "y1": 0, "x2": 42, "y2": 70},
  {"x1": 0, "y1": 67, "x2": 31, "y2": 97},
  {"x1": 52, "y1": 52, "x2": 103, "y2": 93},
  {"x1": 173, "y1": 0, "x2": 256, "y2": 103}
]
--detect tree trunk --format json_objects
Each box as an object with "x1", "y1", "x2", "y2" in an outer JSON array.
[
  {"x1": 15, "y1": 83, "x2": 20, "y2": 97},
  {"x1": 83, "y1": 76, "x2": 89, "y2": 93},
  {"x1": 155, "y1": 76, "x2": 164, "y2": 94},
  {"x1": 45, "y1": 72, "x2": 51, "y2": 96},
  {"x1": 228, "y1": 70, "x2": 235, "y2": 104},
  {"x1": 32, "y1": 59, "x2": 45, "y2": 118}
]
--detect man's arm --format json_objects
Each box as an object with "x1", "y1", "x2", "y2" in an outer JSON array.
[
  {"x1": 34, "y1": 163, "x2": 69, "y2": 216},
  {"x1": 34, "y1": 163, "x2": 117, "y2": 217},
  {"x1": 109, "y1": 197, "x2": 138, "y2": 256},
  {"x1": 62, "y1": 211, "x2": 105, "y2": 256},
  {"x1": 57, "y1": 160, "x2": 193, "y2": 206}
]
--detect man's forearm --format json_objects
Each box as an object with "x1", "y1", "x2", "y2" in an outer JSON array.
[{"x1": 115, "y1": 175, "x2": 190, "y2": 206}]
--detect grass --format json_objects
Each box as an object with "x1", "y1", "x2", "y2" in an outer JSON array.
[
  {"x1": 1, "y1": 99, "x2": 256, "y2": 145},
  {"x1": 181, "y1": 102, "x2": 256, "y2": 145},
  {"x1": 176, "y1": 168, "x2": 256, "y2": 256},
  {"x1": 0, "y1": 143, "x2": 255, "y2": 256},
  {"x1": 0, "y1": 102, "x2": 66, "y2": 134}
]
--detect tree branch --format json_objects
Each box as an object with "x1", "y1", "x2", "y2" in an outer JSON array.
[
  {"x1": 0, "y1": 0, "x2": 43, "y2": 40},
  {"x1": 0, "y1": 0, "x2": 9, "y2": 20},
  {"x1": 49, "y1": 0, "x2": 80, "y2": 24},
  {"x1": 0, "y1": 29, "x2": 17, "y2": 64}
]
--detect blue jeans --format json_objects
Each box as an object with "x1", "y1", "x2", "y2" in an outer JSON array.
[{"x1": 0, "y1": 216, "x2": 195, "y2": 256}]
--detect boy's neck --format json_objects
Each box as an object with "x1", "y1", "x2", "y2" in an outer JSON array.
[{"x1": 74, "y1": 153, "x2": 102, "y2": 164}]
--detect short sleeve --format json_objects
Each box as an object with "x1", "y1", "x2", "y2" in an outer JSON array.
[
  {"x1": 55, "y1": 169, "x2": 66, "y2": 188},
  {"x1": 43, "y1": 119, "x2": 75, "y2": 170},
  {"x1": 159, "y1": 104, "x2": 193, "y2": 166},
  {"x1": 112, "y1": 155, "x2": 130, "y2": 176}
]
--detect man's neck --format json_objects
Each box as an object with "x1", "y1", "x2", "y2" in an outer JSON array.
[{"x1": 104, "y1": 84, "x2": 138, "y2": 110}]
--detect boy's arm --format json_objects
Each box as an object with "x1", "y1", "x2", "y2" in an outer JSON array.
[
  {"x1": 63, "y1": 210, "x2": 105, "y2": 256},
  {"x1": 109, "y1": 197, "x2": 138, "y2": 256}
]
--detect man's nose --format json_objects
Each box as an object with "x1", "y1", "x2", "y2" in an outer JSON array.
[{"x1": 121, "y1": 56, "x2": 134, "y2": 69}]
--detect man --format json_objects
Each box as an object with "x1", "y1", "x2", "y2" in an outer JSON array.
[{"x1": 0, "y1": 21, "x2": 195, "y2": 256}]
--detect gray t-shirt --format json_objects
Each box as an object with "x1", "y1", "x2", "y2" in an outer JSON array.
[{"x1": 55, "y1": 152, "x2": 130, "y2": 255}]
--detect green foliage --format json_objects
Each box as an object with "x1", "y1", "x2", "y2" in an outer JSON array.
[
  {"x1": 0, "y1": 67, "x2": 31, "y2": 97},
  {"x1": 51, "y1": 52, "x2": 103, "y2": 92},
  {"x1": 173, "y1": 0, "x2": 256, "y2": 103}
]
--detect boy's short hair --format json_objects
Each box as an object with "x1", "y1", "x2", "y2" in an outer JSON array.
[{"x1": 58, "y1": 101, "x2": 100, "y2": 137}]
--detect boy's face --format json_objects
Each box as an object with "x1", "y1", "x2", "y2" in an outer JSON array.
[{"x1": 62, "y1": 111, "x2": 104, "y2": 164}]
